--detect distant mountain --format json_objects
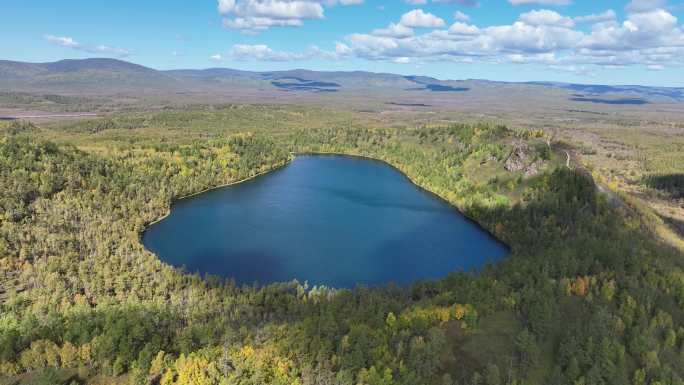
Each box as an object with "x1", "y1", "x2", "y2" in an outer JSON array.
[
  {"x1": 0, "y1": 58, "x2": 682, "y2": 102},
  {"x1": 169, "y1": 67, "x2": 422, "y2": 90},
  {"x1": 167, "y1": 67, "x2": 472, "y2": 93},
  {"x1": 0, "y1": 58, "x2": 178, "y2": 92},
  {"x1": 526, "y1": 81, "x2": 684, "y2": 102}
]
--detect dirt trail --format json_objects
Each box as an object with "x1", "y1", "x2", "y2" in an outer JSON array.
[
  {"x1": 555, "y1": 142, "x2": 684, "y2": 251},
  {"x1": 554, "y1": 143, "x2": 623, "y2": 208}
]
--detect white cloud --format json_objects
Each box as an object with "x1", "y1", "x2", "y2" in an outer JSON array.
[
  {"x1": 486, "y1": 22, "x2": 581, "y2": 53},
  {"x1": 44, "y1": 35, "x2": 79, "y2": 48},
  {"x1": 575, "y1": 10, "x2": 616, "y2": 24},
  {"x1": 335, "y1": 42, "x2": 352, "y2": 56},
  {"x1": 508, "y1": 0, "x2": 572, "y2": 5},
  {"x1": 626, "y1": 0, "x2": 666, "y2": 13},
  {"x1": 220, "y1": 1, "x2": 684, "y2": 74},
  {"x1": 345, "y1": 34, "x2": 400, "y2": 57},
  {"x1": 406, "y1": 0, "x2": 478, "y2": 5},
  {"x1": 240, "y1": 1, "x2": 323, "y2": 19},
  {"x1": 223, "y1": 16, "x2": 303, "y2": 31},
  {"x1": 508, "y1": 52, "x2": 556, "y2": 64},
  {"x1": 227, "y1": 43, "x2": 350, "y2": 61},
  {"x1": 448, "y1": 22, "x2": 480, "y2": 35},
  {"x1": 373, "y1": 23, "x2": 414, "y2": 38},
  {"x1": 211, "y1": 53, "x2": 224, "y2": 61},
  {"x1": 92, "y1": 45, "x2": 130, "y2": 56},
  {"x1": 519, "y1": 9, "x2": 574, "y2": 28},
  {"x1": 330, "y1": 2, "x2": 684, "y2": 72},
  {"x1": 44, "y1": 35, "x2": 130, "y2": 57},
  {"x1": 218, "y1": 0, "x2": 236, "y2": 14},
  {"x1": 218, "y1": 0, "x2": 361, "y2": 32},
  {"x1": 625, "y1": 9, "x2": 677, "y2": 32},
  {"x1": 231, "y1": 44, "x2": 308, "y2": 61},
  {"x1": 454, "y1": 11, "x2": 470, "y2": 22},
  {"x1": 434, "y1": 0, "x2": 479, "y2": 6},
  {"x1": 580, "y1": 9, "x2": 680, "y2": 51},
  {"x1": 400, "y1": 9, "x2": 445, "y2": 28}
]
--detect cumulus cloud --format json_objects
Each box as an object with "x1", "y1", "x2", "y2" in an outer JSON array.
[
  {"x1": 331, "y1": 1, "x2": 684, "y2": 71},
  {"x1": 453, "y1": 11, "x2": 470, "y2": 22},
  {"x1": 519, "y1": 9, "x2": 575, "y2": 27},
  {"x1": 625, "y1": 0, "x2": 666, "y2": 13},
  {"x1": 228, "y1": 0, "x2": 684, "y2": 74},
  {"x1": 372, "y1": 23, "x2": 414, "y2": 38},
  {"x1": 368, "y1": 9, "x2": 445, "y2": 39},
  {"x1": 486, "y1": 22, "x2": 581, "y2": 53},
  {"x1": 448, "y1": 22, "x2": 480, "y2": 35},
  {"x1": 223, "y1": 16, "x2": 304, "y2": 30},
  {"x1": 218, "y1": 0, "x2": 361, "y2": 32},
  {"x1": 231, "y1": 44, "x2": 308, "y2": 61},
  {"x1": 226, "y1": 43, "x2": 350, "y2": 61},
  {"x1": 400, "y1": 9, "x2": 445, "y2": 28},
  {"x1": 580, "y1": 9, "x2": 680, "y2": 52},
  {"x1": 44, "y1": 35, "x2": 130, "y2": 57},
  {"x1": 508, "y1": 0, "x2": 572, "y2": 5},
  {"x1": 574, "y1": 10, "x2": 616, "y2": 24},
  {"x1": 218, "y1": 0, "x2": 236, "y2": 14},
  {"x1": 45, "y1": 35, "x2": 79, "y2": 48},
  {"x1": 405, "y1": 0, "x2": 479, "y2": 7},
  {"x1": 434, "y1": 0, "x2": 479, "y2": 5}
]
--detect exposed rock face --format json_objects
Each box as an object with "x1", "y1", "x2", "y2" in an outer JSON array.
[
  {"x1": 504, "y1": 142, "x2": 532, "y2": 172},
  {"x1": 525, "y1": 160, "x2": 544, "y2": 177},
  {"x1": 505, "y1": 141, "x2": 544, "y2": 177}
]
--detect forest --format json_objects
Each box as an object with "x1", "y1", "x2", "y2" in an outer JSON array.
[{"x1": 0, "y1": 106, "x2": 683, "y2": 385}]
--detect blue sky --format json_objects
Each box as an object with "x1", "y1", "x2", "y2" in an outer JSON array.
[{"x1": 2, "y1": 0, "x2": 684, "y2": 86}]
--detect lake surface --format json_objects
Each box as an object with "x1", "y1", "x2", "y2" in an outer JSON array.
[{"x1": 142, "y1": 155, "x2": 508, "y2": 287}]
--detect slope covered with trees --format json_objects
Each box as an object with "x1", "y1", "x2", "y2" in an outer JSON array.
[{"x1": 0, "y1": 108, "x2": 683, "y2": 385}]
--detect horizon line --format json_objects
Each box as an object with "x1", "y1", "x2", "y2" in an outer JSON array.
[{"x1": 2, "y1": 56, "x2": 682, "y2": 90}]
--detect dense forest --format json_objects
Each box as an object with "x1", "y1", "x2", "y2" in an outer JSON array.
[{"x1": 1, "y1": 108, "x2": 683, "y2": 385}]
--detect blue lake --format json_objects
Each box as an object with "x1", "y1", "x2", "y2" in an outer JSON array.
[{"x1": 142, "y1": 155, "x2": 508, "y2": 287}]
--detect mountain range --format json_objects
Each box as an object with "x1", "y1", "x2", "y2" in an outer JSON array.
[{"x1": 1, "y1": 58, "x2": 683, "y2": 104}]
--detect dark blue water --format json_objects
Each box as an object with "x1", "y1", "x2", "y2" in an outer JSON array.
[{"x1": 142, "y1": 155, "x2": 508, "y2": 287}]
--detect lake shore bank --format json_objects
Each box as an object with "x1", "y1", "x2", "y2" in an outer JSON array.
[
  {"x1": 295, "y1": 151, "x2": 511, "y2": 252},
  {"x1": 139, "y1": 150, "x2": 510, "y2": 275},
  {"x1": 141, "y1": 156, "x2": 294, "y2": 232}
]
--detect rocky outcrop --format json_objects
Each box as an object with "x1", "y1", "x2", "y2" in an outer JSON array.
[
  {"x1": 504, "y1": 142, "x2": 531, "y2": 172},
  {"x1": 524, "y1": 159, "x2": 544, "y2": 177},
  {"x1": 505, "y1": 141, "x2": 544, "y2": 177}
]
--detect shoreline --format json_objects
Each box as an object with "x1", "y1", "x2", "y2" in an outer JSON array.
[
  {"x1": 140, "y1": 150, "x2": 510, "y2": 254},
  {"x1": 296, "y1": 151, "x2": 511, "y2": 252},
  {"x1": 141, "y1": 157, "x2": 294, "y2": 231}
]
